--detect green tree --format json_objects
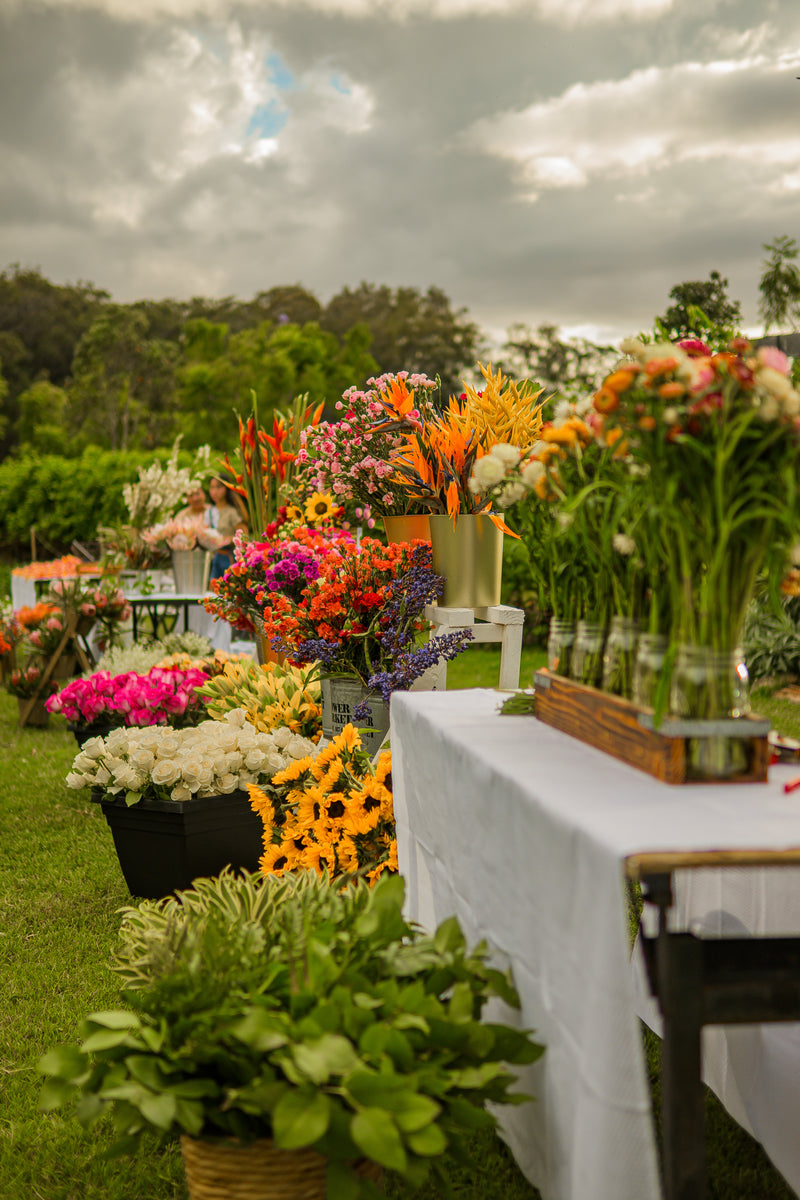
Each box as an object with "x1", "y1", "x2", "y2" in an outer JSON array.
[
  {"x1": 15, "y1": 379, "x2": 69, "y2": 455},
  {"x1": 498, "y1": 322, "x2": 616, "y2": 403},
  {"x1": 758, "y1": 236, "x2": 800, "y2": 334},
  {"x1": 655, "y1": 271, "x2": 742, "y2": 340},
  {"x1": 321, "y1": 283, "x2": 481, "y2": 397},
  {"x1": 66, "y1": 306, "x2": 180, "y2": 452},
  {"x1": 251, "y1": 285, "x2": 323, "y2": 326},
  {"x1": 0, "y1": 266, "x2": 108, "y2": 456},
  {"x1": 176, "y1": 319, "x2": 378, "y2": 449}
]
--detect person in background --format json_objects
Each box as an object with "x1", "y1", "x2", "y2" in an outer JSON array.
[
  {"x1": 208, "y1": 475, "x2": 248, "y2": 581},
  {"x1": 177, "y1": 486, "x2": 212, "y2": 526}
]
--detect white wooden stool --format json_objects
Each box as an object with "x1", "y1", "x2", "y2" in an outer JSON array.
[{"x1": 423, "y1": 604, "x2": 524, "y2": 690}]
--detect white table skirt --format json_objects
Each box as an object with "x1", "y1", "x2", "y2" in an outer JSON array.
[{"x1": 390, "y1": 688, "x2": 800, "y2": 1200}]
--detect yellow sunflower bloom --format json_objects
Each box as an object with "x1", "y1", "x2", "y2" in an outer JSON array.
[
  {"x1": 260, "y1": 841, "x2": 301, "y2": 877},
  {"x1": 304, "y1": 492, "x2": 337, "y2": 524}
]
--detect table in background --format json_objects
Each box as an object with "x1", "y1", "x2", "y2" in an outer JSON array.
[{"x1": 390, "y1": 689, "x2": 800, "y2": 1200}]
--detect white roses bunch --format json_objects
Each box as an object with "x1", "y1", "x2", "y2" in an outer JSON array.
[{"x1": 66, "y1": 708, "x2": 319, "y2": 805}]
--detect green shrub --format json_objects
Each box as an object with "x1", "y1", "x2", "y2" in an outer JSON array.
[{"x1": 0, "y1": 448, "x2": 219, "y2": 559}]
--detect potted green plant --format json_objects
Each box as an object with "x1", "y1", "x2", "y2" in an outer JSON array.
[{"x1": 38, "y1": 869, "x2": 543, "y2": 1200}]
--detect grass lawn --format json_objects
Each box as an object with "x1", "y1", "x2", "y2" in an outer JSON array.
[{"x1": 0, "y1": 644, "x2": 797, "y2": 1199}]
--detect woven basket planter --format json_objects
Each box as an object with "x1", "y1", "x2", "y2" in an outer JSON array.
[{"x1": 180, "y1": 1137, "x2": 382, "y2": 1200}]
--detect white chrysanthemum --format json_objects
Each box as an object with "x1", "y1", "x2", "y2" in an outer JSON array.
[
  {"x1": 756, "y1": 395, "x2": 780, "y2": 421},
  {"x1": 499, "y1": 481, "x2": 527, "y2": 507},
  {"x1": 619, "y1": 337, "x2": 646, "y2": 357},
  {"x1": 613, "y1": 533, "x2": 636, "y2": 556},
  {"x1": 471, "y1": 455, "x2": 506, "y2": 488},
  {"x1": 758, "y1": 368, "x2": 794, "y2": 402},
  {"x1": 490, "y1": 442, "x2": 521, "y2": 466},
  {"x1": 521, "y1": 460, "x2": 545, "y2": 487}
]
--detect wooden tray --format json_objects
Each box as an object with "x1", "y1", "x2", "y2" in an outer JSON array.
[{"x1": 532, "y1": 669, "x2": 771, "y2": 785}]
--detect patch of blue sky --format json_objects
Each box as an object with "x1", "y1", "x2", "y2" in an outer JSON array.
[
  {"x1": 266, "y1": 51, "x2": 295, "y2": 91},
  {"x1": 246, "y1": 100, "x2": 289, "y2": 139},
  {"x1": 330, "y1": 74, "x2": 351, "y2": 95}
]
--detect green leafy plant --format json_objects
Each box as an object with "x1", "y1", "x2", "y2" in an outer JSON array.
[{"x1": 38, "y1": 869, "x2": 543, "y2": 1198}]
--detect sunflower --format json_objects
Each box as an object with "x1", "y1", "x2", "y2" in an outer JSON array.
[
  {"x1": 260, "y1": 840, "x2": 301, "y2": 877},
  {"x1": 304, "y1": 492, "x2": 338, "y2": 524},
  {"x1": 342, "y1": 789, "x2": 382, "y2": 837}
]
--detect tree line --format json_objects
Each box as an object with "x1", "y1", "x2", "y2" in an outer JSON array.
[{"x1": 1, "y1": 235, "x2": 798, "y2": 461}]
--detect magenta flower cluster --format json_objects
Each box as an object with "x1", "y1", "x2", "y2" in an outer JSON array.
[
  {"x1": 260, "y1": 544, "x2": 322, "y2": 601},
  {"x1": 45, "y1": 667, "x2": 211, "y2": 729},
  {"x1": 295, "y1": 371, "x2": 439, "y2": 518}
]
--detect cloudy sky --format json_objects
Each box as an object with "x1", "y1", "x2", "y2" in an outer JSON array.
[{"x1": 1, "y1": 0, "x2": 799, "y2": 349}]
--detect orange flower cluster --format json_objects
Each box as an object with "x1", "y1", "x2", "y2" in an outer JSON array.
[
  {"x1": 12, "y1": 556, "x2": 85, "y2": 580},
  {"x1": 15, "y1": 602, "x2": 60, "y2": 629},
  {"x1": 248, "y1": 724, "x2": 395, "y2": 886}
]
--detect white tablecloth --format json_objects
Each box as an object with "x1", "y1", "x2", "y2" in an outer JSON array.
[{"x1": 390, "y1": 689, "x2": 800, "y2": 1200}]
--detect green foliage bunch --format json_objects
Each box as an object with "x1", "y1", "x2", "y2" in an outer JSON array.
[
  {"x1": 0, "y1": 448, "x2": 206, "y2": 558},
  {"x1": 38, "y1": 869, "x2": 543, "y2": 1198}
]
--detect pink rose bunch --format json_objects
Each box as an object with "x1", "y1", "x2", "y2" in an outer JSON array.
[{"x1": 46, "y1": 666, "x2": 211, "y2": 729}]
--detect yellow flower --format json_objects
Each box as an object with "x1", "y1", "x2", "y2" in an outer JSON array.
[{"x1": 304, "y1": 492, "x2": 337, "y2": 524}]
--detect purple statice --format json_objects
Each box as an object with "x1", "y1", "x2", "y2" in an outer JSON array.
[
  {"x1": 377, "y1": 543, "x2": 444, "y2": 659},
  {"x1": 353, "y1": 628, "x2": 473, "y2": 717}
]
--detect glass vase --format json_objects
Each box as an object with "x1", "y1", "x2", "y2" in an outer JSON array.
[
  {"x1": 670, "y1": 643, "x2": 749, "y2": 780},
  {"x1": 546, "y1": 617, "x2": 576, "y2": 678},
  {"x1": 601, "y1": 616, "x2": 639, "y2": 698},
  {"x1": 632, "y1": 633, "x2": 669, "y2": 709},
  {"x1": 571, "y1": 620, "x2": 606, "y2": 688}
]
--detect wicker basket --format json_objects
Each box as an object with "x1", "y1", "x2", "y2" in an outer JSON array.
[{"x1": 180, "y1": 1137, "x2": 384, "y2": 1200}]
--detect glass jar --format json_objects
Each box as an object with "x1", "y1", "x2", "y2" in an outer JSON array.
[
  {"x1": 546, "y1": 617, "x2": 576, "y2": 677},
  {"x1": 670, "y1": 643, "x2": 748, "y2": 780},
  {"x1": 571, "y1": 620, "x2": 606, "y2": 688},
  {"x1": 601, "y1": 616, "x2": 639, "y2": 698},
  {"x1": 632, "y1": 633, "x2": 669, "y2": 709}
]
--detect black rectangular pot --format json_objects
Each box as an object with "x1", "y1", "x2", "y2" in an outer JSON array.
[{"x1": 92, "y1": 789, "x2": 263, "y2": 899}]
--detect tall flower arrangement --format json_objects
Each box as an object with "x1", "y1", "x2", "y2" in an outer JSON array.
[
  {"x1": 100, "y1": 439, "x2": 212, "y2": 570},
  {"x1": 295, "y1": 372, "x2": 441, "y2": 519},
  {"x1": 223, "y1": 393, "x2": 324, "y2": 537},
  {"x1": 389, "y1": 364, "x2": 546, "y2": 521},
  {"x1": 269, "y1": 538, "x2": 472, "y2": 710},
  {"x1": 593, "y1": 337, "x2": 800, "y2": 653}
]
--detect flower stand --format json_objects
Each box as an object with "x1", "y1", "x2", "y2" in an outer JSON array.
[
  {"x1": 423, "y1": 604, "x2": 524, "y2": 690},
  {"x1": 17, "y1": 609, "x2": 94, "y2": 729}
]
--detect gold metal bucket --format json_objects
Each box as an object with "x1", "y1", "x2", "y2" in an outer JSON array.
[{"x1": 428, "y1": 513, "x2": 504, "y2": 608}]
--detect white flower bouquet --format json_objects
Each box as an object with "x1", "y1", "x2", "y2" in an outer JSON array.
[{"x1": 66, "y1": 708, "x2": 319, "y2": 806}]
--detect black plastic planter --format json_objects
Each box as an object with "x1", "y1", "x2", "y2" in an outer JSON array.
[{"x1": 92, "y1": 790, "x2": 264, "y2": 898}]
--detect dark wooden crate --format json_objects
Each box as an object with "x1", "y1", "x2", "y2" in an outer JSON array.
[{"x1": 532, "y1": 669, "x2": 770, "y2": 785}]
